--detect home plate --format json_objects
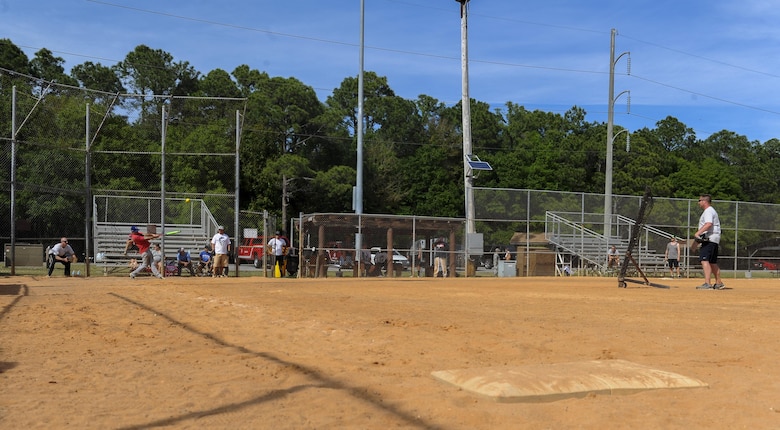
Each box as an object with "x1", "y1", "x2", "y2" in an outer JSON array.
[{"x1": 431, "y1": 359, "x2": 707, "y2": 403}]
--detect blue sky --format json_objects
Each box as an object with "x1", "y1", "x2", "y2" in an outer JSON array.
[{"x1": 3, "y1": 0, "x2": 780, "y2": 142}]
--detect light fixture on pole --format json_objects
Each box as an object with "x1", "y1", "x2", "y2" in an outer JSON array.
[{"x1": 612, "y1": 128, "x2": 630, "y2": 152}]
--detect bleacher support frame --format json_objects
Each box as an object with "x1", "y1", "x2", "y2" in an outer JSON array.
[{"x1": 545, "y1": 190, "x2": 683, "y2": 278}]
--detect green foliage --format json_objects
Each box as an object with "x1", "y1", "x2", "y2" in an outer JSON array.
[
  {"x1": 306, "y1": 165, "x2": 356, "y2": 213},
  {"x1": 3, "y1": 35, "x2": 780, "y2": 244},
  {"x1": 668, "y1": 158, "x2": 741, "y2": 200},
  {"x1": 0, "y1": 38, "x2": 31, "y2": 75},
  {"x1": 71, "y1": 61, "x2": 126, "y2": 95},
  {"x1": 30, "y1": 48, "x2": 78, "y2": 87}
]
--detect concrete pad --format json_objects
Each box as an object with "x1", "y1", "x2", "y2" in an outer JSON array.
[{"x1": 431, "y1": 359, "x2": 708, "y2": 403}]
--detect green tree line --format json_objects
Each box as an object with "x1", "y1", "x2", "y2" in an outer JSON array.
[{"x1": 2, "y1": 39, "x2": 780, "y2": 240}]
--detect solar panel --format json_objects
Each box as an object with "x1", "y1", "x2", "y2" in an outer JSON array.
[{"x1": 465, "y1": 154, "x2": 493, "y2": 171}]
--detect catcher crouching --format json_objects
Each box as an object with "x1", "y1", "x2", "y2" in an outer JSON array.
[{"x1": 47, "y1": 237, "x2": 78, "y2": 277}]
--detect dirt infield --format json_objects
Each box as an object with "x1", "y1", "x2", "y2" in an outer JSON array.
[{"x1": 1, "y1": 275, "x2": 779, "y2": 429}]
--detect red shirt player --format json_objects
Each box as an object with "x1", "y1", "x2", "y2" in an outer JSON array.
[{"x1": 124, "y1": 226, "x2": 162, "y2": 279}]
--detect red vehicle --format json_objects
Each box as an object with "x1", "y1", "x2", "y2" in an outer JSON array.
[
  {"x1": 755, "y1": 260, "x2": 779, "y2": 271},
  {"x1": 237, "y1": 237, "x2": 268, "y2": 268}
]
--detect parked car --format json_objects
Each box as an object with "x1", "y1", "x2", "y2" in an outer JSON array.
[{"x1": 370, "y1": 247, "x2": 410, "y2": 269}]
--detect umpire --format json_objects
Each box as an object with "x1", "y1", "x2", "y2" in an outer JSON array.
[{"x1": 47, "y1": 237, "x2": 77, "y2": 277}]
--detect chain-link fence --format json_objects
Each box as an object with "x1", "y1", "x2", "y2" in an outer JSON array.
[
  {"x1": 474, "y1": 187, "x2": 780, "y2": 275},
  {"x1": 4, "y1": 69, "x2": 780, "y2": 278},
  {"x1": 292, "y1": 191, "x2": 780, "y2": 279},
  {"x1": 1, "y1": 69, "x2": 245, "y2": 273}
]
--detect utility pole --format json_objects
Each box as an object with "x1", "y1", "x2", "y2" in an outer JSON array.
[
  {"x1": 456, "y1": 0, "x2": 474, "y2": 235},
  {"x1": 356, "y1": 0, "x2": 365, "y2": 216},
  {"x1": 355, "y1": 0, "x2": 366, "y2": 274},
  {"x1": 604, "y1": 28, "x2": 630, "y2": 245},
  {"x1": 281, "y1": 174, "x2": 288, "y2": 232}
]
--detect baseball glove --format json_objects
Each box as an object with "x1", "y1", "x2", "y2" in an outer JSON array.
[{"x1": 694, "y1": 234, "x2": 708, "y2": 244}]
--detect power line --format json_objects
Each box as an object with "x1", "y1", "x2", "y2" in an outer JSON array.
[
  {"x1": 619, "y1": 33, "x2": 780, "y2": 80},
  {"x1": 630, "y1": 74, "x2": 780, "y2": 116},
  {"x1": 15, "y1": 1, "x2": 780, "y2": 142}
]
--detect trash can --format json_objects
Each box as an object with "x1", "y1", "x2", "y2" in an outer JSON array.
[{"x1": 498, "y1": 260, "x2": 516, "y2": 277}]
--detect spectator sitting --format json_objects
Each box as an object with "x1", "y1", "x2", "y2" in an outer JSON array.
[
  {"x1": 152, "y1": 244, "x2": 164, "y2": 275},
  {"x1": 607, "y1": 245, "x2": 620, "y2": 268},
  {"x1": 176, "y1": 248, "x2": 195, "y2": 276},
  {"x1": 198, "y1": 245, "x2": 213, "y2": 276}
]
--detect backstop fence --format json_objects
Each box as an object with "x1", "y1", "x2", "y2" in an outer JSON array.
[{"x1": 1, "y1": 69, "x2": 244, "y2": 273}]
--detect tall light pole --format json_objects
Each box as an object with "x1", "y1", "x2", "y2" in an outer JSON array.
[
  {"x1": 355, "y1": 0, "x2": 365, "y2": 216},
  {"x1": 456, "y1": 0, "x2": 474, "y2": 235},
  {"x1": 355, "y1": 0, "x2": 366, "y2": 273},
  {"x1": 604, "y1": 28, "x2": 630, "y2": 242}
]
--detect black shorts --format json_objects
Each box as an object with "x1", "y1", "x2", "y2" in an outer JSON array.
[
  {"x1": 667, "y1": 259, "x2": 679, "y2": 268},
  {"x1": 699, "y1": 242, "x2": 719, "y2": 264}
]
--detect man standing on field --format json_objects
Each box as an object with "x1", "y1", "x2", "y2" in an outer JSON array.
[
  {"x1": 267, "y1": 231, "x2": 287, "y2": 277},
  {"x1": 695, "y1": 195, "x2": 724, "y2": 290},
  {"x1": 211, "y1": 226, "x2": 231, "y2": 277},
  {"x1": 665, "y1": 236, "x2": 682, "y2": 278}
]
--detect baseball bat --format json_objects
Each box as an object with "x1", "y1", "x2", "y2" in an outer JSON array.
[{"x1": 165, "y1": 230, "x2": 181, "y2": 236}]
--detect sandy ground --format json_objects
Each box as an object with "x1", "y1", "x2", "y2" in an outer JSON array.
[{"x1": 1, "y1": 274, "x2": 779, "y2": 429}]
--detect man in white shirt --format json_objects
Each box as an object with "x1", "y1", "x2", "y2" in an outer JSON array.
[
  {"x1": 695, "y1": 194, "x2": 723, "y2": 290},
  {"x1": 48, "y1": 237, "x2": 77, "y2": 277},
  {"x1": 210, "y1": 226, "x2": 231, "y2": 277},
  {"x1": 267, "y1": 231, "x2": 288, "y2": 277},
  {"x1": 607, "y1": 245, "x2": 620, "y2": 268}
]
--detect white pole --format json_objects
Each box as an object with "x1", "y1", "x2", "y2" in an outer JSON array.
[
  {"x1": 85, "y1": 104, "x2": 92, "y2": 276},
  {"x1": 235, "y1": 109, "x2": 241, "y2": 277},
  {"x1": 161, "y1": 106, "x2": 167, "y2": 256},
  {"x1": 10, "y1": 86, "x2": 17, "y2": 275},
  {"x1": 355, "y1": 0, "x2": 366, "y2": 273}
]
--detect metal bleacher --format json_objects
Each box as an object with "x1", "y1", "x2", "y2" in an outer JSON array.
[
  {"x1": 94, "y1": 224, "x2": 214, "y2": 272},
  {"x1": 93, "y1": 195, "x2": 219, "y2": 274},
  {"x1": 545, "y1": 211, "x2": 673, "y2": 275}
]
